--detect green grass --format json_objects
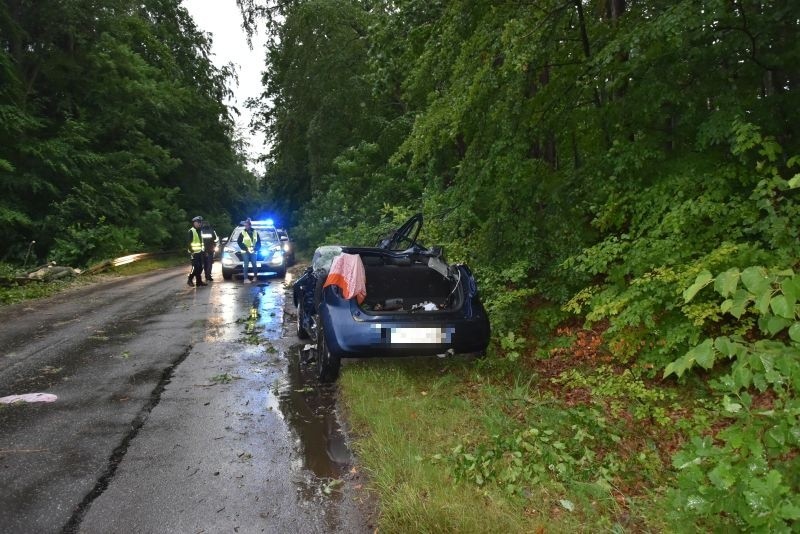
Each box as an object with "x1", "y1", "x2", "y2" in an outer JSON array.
[
  {"x1": 340, "y1": 358, "x2": 536, "y2": 533},
  {"x1": 338, "y1": 355, "x2": 678, "y2": 533},
  {"x1": 109, "y1": 253, "x2": 186, "y2": 276},
  {"x1": 0, "y1": 276, "x2": 95, "y2": 306}
]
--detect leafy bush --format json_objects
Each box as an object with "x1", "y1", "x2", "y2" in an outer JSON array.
[
  {"x1": 666, "y1": 266, "x2": 800, "y2": 531},
  {"x1": 480, "y1": 259, "x2": 539, "y2": 334},
  {"x1": 0, "y1": 262, "x2": 21, "y2": 279},
  {"x1": 50, "y1": 217, "x2": 141, "y2": 267}
]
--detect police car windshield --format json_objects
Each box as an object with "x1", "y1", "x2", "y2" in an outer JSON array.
[
  {"x1": 230, "y1": 225, "x2": 279, "y2": 244},
  {"x1": 254, "y1": 226, "x2": 278, "y2": 243}
]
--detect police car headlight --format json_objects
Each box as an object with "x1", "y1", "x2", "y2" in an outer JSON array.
[
  {"x1": 267, "y1": 245, "x2": 283, "y2": 265},
  {"x1": 222, "y1": 247, "x2": 237, "y2": 265}
]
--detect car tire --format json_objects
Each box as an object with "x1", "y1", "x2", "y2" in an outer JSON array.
[
  {"x1": 222, "y1": 269, "x2": 233, "y2": 280},
  {"x1": 316, "y1": 326, "x2": 340, "y2": 383},
  {"x1": 296, "y1": 300, "x2": 309, "y2": 339},
  {"x1": 276, "y1": 266, "x2": 286, "y2": 279}
]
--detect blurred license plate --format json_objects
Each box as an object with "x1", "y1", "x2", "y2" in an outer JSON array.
[{"x1": 389, "y1": 327, "x2": 443, "y2": 344}]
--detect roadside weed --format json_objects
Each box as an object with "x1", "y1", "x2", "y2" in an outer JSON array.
[{"x1": 210, "y1": 373, "x2": 235, "y2": 384}]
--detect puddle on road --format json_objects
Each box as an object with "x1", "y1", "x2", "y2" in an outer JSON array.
[
  {"x1": 207, "y1": 277, "x2": 354, "y2": 485},
  {"x1": 204, "y1": 278, "x2": 285, "y2": 343},
  {"x1": 252, "y1": 282, "x2": 284, "y2": 339},
  {"x1": 263, "y1": 278, "x2": 353, "y2": 482},
  {"x1": 275, "y1": 345, "x2": 353, "y2": 480}
]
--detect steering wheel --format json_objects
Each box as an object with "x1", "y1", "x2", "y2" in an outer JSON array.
[{"x1": 387, "y1": 214, "x2": 422, "y2": 250}]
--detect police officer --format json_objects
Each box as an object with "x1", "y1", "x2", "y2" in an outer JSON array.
[
  {"x1": 237, "y1": 218, "x2": 260, "y2": 283},
  {"x1": 187, "y1": 216, "x2": 207, "y2": 287},
  {"x1": 200, "y1": 220, "x2": 219, "y2": 282}
]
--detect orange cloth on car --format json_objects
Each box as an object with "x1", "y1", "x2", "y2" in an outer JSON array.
[{"x1": 323, "y1": 253, "x2": 367, "y2": 304}]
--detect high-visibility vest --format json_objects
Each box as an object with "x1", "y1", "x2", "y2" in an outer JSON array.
[
  {"x1": 241, "y1": 229, "x2": 255, "y2": 253},
  {"x1": 189, "y1": 227, "x2": 203, "y2": 253}
]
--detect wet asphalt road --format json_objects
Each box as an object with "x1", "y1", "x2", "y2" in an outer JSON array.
[{"x1": 0, "y1": 265, "x2": 372, "y2": 533}]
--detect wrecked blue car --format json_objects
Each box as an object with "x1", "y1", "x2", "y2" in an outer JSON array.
[{"x1": 292, "y1": 214, "x2": 491, "y2": 381}]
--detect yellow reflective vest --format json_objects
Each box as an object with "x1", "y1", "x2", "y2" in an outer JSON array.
[
  {"x1": 241, "y1": 229, "x2": 256, "y2": 253},
  {"x1": 189, "y1": 227, "x2": 203, "y2": 253}
]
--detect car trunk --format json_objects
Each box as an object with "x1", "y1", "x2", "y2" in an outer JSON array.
[{"x1": 358, "y1": 259, "x2": 462, "y2": 313}]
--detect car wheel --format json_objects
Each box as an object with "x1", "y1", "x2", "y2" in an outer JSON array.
[
  {"x1": 222, "y1": 269, "x2": 232, "y2": 280},
  {"x1": 316, "y1": 327, "x2": 340, "y2": 383},
  {"x1": 296, "y1": 300, "x2": 309, "y2": 339},
  {"x1": 276, "y1": 266, "x2": 286, "y2": 278}
]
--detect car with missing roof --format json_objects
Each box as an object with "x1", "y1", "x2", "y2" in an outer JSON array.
[
  {"x1": 220, "y1": 219, "x2": 286, "y2": 280},
  {"x1": 293, "y1": 213, "x2": 490, "y2": 382}
]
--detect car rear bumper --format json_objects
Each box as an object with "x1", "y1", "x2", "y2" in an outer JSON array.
[{"x1": 318, "y1": 288, "x2": 490, "y2": 358}]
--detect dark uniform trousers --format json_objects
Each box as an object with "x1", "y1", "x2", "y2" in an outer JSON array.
[{"x1": 189, "y1": 252, "x2": 204, "y2": 284}]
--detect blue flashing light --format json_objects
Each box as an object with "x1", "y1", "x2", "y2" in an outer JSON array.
[{"x1": 244, "y1": 215, "x2": 279, "y2": 227}]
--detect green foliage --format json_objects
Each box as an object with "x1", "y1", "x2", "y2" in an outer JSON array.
[
  {"x1": 0, "y1": 279, "x2": 78, "y2": 306},
  {"x1": 665, "y1": 265, "x2": 800, "y2": 530},
  {"x1": 554, "y1": 366, "x2": 675, "y2": 426},
  {"x1": 479, "y1": 260, "x2": 539, "y2": 334},
  {"x1": 0, "y1": 0, "x2": 258, "y2": 265},
  {"x1": 0, "y1": 262, "x2": 22, "y2": 280},
  {"x1": 447, "y1": 405, "x2": 658, "y2": 498},
  {"x1": 338, "y1": 357, "x2": 538, "y2": 532},
  {"x1": 669, "y1": 403, "x2": 800, "y2": 532},
  {"x1": 50, "y1": 218, "x2": 141, "y2": 267},
  {"x1": 498, "y1": 331, "x2": 526, "y2": 363},
  {"x1": 669, "y1": 267, "x2": 800, "y2": 379},
  {"x1": 247, "y1": 0, "x2": 800, "y2": 529}
]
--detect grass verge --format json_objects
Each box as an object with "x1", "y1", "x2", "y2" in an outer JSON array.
[
  {"x1": 340, "y1": 358, "x2": 536, "y2": 533},
  {"x1": 109, "y1": 254, "x2": 187, "y2": 276},
  {"x1": 0, "y1": 254, "x2": 186, "y2": 307},
  {"x1": 338, "y1": 335, "x2": 703, "y2": 532}
]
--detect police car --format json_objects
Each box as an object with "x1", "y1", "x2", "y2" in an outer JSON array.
[
  {"x1": 220, "y1": 219, "x2": 286, "y2": 280},
  {"x1": 276, "y1": 228, "x2": 295, "y2": 266}
]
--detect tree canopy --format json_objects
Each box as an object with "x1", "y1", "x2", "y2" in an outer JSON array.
[
  {"x1": 245, "y1": 0, "x2": 800, "y2": 528},
  {"x1": 2, "y1": 0, "x2": 798, "y2": 527},
  {"x1": 0, "y1": 0, "x2": 262, "y2": 266}
]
